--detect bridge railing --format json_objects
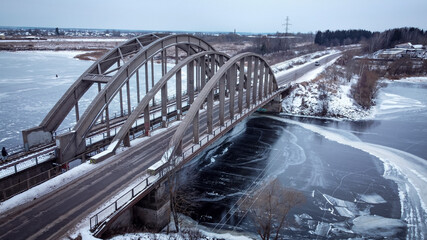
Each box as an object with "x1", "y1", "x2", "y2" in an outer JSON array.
[
  {"x1": 89, "y1": 163, "x2": 171, "y2": 231},
  {"x1": 88, "y1": 90, "x2": 284, "y2": 232},
  {"x1": 180, "y1": 96, "x2": 273, "y2": 159},
  {"x1": 0, "y1": 148, "x2": 73, "y2": 201},
  {"x1": 0, "y1": 109, "x2": 186, "y2": 202},
  {"x1": 0, "y1": 146, "x2": 56, "y2": 179}
]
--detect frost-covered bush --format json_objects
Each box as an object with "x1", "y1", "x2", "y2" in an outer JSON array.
[{"x1": 351, "y1": 70, "x2": 379, "y2": 109}]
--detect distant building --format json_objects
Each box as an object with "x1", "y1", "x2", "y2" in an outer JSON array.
[
  {"x1": 395, "y1": 42, "x2": 413, "y2": 49},
  {"x1": 413, "y1": 44, "x2": 424, "y2": 50},
  {"x1": 388, "y1": 42, "x2": 426, "y2": 59},
  {"x1": 378, "y1": 49, "x2": 406, "y2": 59},
  {"x1": 24, "y1": 36, "x2": 41, "y2": 40},
  {"x1": 0, "y1": 33, "x2": 5, "y2": 40}
]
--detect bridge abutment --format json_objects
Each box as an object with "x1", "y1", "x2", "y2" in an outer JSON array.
[
  {"x1": 258, "y1": 95, "x2": 283, "y2": 113},
  {"x1": 257, "y1": 87, "x2": 291, "y2": 113}
]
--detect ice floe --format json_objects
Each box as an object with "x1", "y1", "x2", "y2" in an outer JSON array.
[{"x1": 352, "y1": 215, "x2": 406, "y2": 237}]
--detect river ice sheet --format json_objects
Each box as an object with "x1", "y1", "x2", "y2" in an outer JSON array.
[{"x1": 264, "y1": 114, "x2": 426, "y2": 239}]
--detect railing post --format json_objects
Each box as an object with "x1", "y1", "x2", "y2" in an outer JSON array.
[
  {"x1": 14, "y1": 164, "x2": 17, "y2": 173},
  {"x1": 115, "y1": 201, "x2": 118, "y2": 211}
]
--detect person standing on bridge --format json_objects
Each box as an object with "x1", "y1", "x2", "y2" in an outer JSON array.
[{"x1": 1, "y1": 147, "x2": 8, "y2": 162}]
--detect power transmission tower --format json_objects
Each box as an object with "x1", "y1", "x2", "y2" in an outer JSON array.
[
  {"x1": 282, "y1": 16, "x2": 291, "y2": 50},
  {"x1": 283, "y1": 16, "x2": 291, "y2": 36}
]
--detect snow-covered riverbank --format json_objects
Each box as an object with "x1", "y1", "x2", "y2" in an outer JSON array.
[
  {"x1": 282, "y1": 75, "x2": 373, "y2": 120},
  {"x1": 277, "y1": 50, "x2": 427, "y2": 121},
  {"x1": 274, "y1": 51, "x2": 372, "y2": 120}
]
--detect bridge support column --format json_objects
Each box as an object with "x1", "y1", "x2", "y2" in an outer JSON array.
[
  {"x1": 133, "y1": 180, "x2": 170, "y2": 232},
  {"x1": 55, "y1": 131, "x2": 77, "y2": 163},
  {"x1": 123, "y1": 133, "x2": 131, "y2": 147},
  {"x1": 144, "y1": 106, "x2": 151, "y2": 136}
]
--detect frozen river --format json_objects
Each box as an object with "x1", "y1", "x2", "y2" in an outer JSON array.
[
  {"x1": 0, "y1": 51, "x2": 426, "y2": 239},
  {"x1": 0, "y1": 51, "x2": 92, "y2": 149},
  {"x1": 181, "y1": 80, "x2": 427, "y2": 239}
]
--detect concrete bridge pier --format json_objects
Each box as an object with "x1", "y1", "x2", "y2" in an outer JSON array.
[
  {"x1": 101, "y1": 180, "x2": 170, "y2": 237},
  {"x1": 133, "y1": 180, "x2": 171, "y2": 231}
]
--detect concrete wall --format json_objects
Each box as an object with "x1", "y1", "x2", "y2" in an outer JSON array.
[
  {"x1": 134, "y1": 199, "x2": 171, "y2": 231},
  {"x1": 22, "y1": 127, "x2": 53, "y2": 150},
  {"x1": 108, "y1": 208, "x2": 134, "y2": 231}
]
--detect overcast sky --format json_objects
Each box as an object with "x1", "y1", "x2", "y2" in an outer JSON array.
[{"x1": 1, "y1": 0, "x2": 426, "y2": 33}]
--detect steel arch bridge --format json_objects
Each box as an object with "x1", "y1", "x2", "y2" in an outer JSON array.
[{"x1": 21, "y1": 34, "x2": 286, "y2": 164}]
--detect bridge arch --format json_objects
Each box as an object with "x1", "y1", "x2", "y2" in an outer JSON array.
[
  {"x1": 163, "y1": 52, "x2": 279, "y2": 165},
  {"x1": 107, "y1": 51, "x2": 230, "y2": 154},
  {"x1": 24, "y1": 34, "x2": 215, "y2": 162}
]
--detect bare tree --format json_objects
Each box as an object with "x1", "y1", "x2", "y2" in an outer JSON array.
[
  {"x1": 239, "y1": 179, "x2": 305, "y2": 240},
  {"x1": 351, "y1": 70, "x2": 380, "y2": 109},
  {"x1": 168, "y1": 168, "x2": 201, "y2": 233}
]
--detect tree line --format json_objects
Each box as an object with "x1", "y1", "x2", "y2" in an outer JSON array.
[
  {"x1": 315, "y1": 27, "x2": 427, "y2": 52},
  {"x1": 314, "y1": 29, "x2": 373, "y2": 46},
  {"x1": 364, "y1": 27, "x2": 427, "y2": 52}
]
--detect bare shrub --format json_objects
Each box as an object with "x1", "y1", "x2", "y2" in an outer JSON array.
[
  {"x1": 351, "y1": 70, "x2": 380, "y2": 109},
  {"x1": 239, "y1": 179, "x2": 306, "y2": 240},
  {"x1": 169, "y1": 169, "x2": 201, "y2": 233},
  {"x1": 180, "y1": 228, "x2": 205, "y2": 240},
  {"x1": 318, "y1": 81, "x2": 329, "y2": 116}
]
